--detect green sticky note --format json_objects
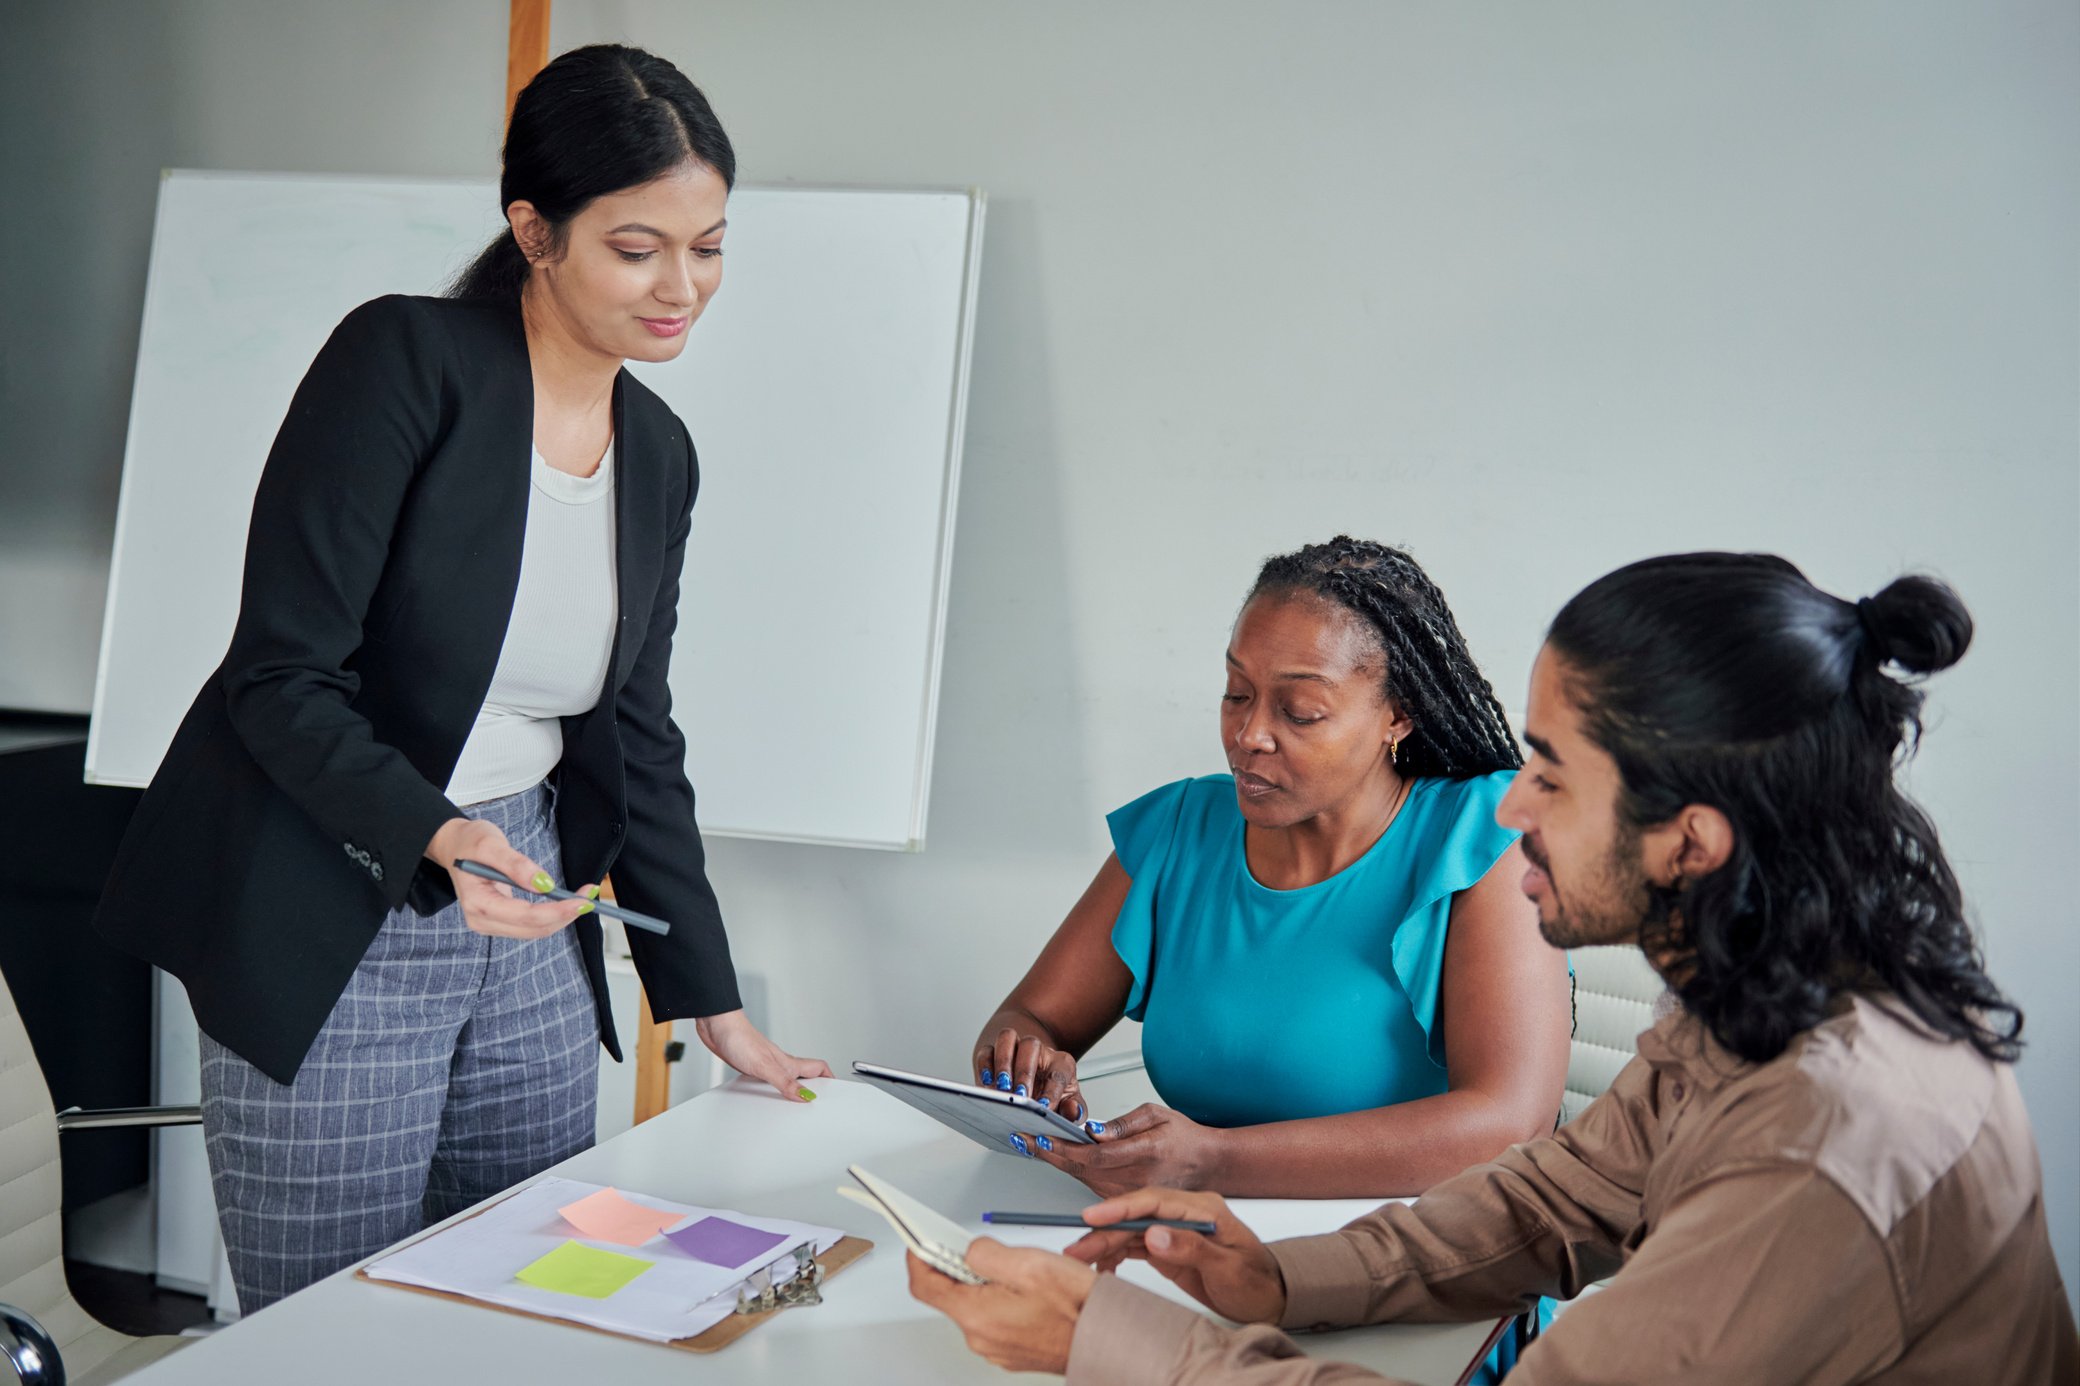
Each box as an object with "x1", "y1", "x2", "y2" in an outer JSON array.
[{"x1": 516, "y1": 1240, "x2": 654, "y2": 1299}]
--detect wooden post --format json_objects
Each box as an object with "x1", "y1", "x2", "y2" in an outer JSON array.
[
  {"x1": 617, "y1": 875, "x2": 676, "y2": 1124},
  {"x1": 501, "y1": 2, "x2": 675, "y2": 1126},
  {"x1": 602, "y1": 874, "x2": 674, "y2": 1125},
  {"x1": 634, "y1": 988, "x2": 674, "y2": 1125},
  {"x1": 505, "y1": 0, "x2": 552, "y2": 125}
]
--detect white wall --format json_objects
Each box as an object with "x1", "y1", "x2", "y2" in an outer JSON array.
[
  {"x1": 0, "y1": 1, "x2": 510, "y2": 711},
  {"x1": 3, "y1": 0, "x2": 2073, "y2": 1307}
]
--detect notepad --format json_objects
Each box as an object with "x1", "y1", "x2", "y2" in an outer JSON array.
[
  {"x1": 837, "y1": 1165, "x2": 987, "y2": 1284},
  {"x1": 667, "y1": 1216, "x2": 790, "y2": 1268},
  {"x1": 517, "y1": 1241, "x2": 654, "y2": 1298},
  {"x1": 558, "y1": 1187, "x2": 683, "y2": 1247}
]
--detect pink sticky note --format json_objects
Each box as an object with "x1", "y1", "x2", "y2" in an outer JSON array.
[
  {"x1": 557, "y1": 1188, "x2": 682, "y2": 1247},
  {"x1": 664, "y1": 1216, "x2": 790, "y2": 1269}
]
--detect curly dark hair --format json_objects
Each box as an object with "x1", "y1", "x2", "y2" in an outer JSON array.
[
  {"x1": 1248, "y1": 537, "x2": 1522, "y2": 779},
  {"x1": 1547, "y1": 552, "x2": 2021, "y2": 1065}
]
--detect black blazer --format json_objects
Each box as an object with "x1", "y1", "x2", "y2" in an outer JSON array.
[{"x1": 95, "y1": 294, "x2": 740, "y2": 1084}]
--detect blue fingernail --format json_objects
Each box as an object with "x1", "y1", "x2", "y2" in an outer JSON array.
[
  {"x1": 1009, "y1": 1134, "x2": 1028, "y2": 1156},
  {"x1": 980, "y1": 1069, "x2": 993, "y2": 1086},
  {"x1": 1038, "y1": 1097, "x2": 1050, "y2": 1109},
  {"x1": 1086, "y1": 1120, "x2": 1105, "y2": 1135},
  {"x1": 996, "y1": 1073, "x2": 1012, "y2": 1091},
  {"x1": 1015, "y1": 1083, "x2": 1028, "y2": 1097},
  {"x1": 1038, "y1": 1135, "x2": 1053, "y2": 1152}
]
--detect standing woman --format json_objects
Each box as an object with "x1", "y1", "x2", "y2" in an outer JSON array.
[{"x1": 94, "y1": 45, "x2": 827, "y2": 1312}]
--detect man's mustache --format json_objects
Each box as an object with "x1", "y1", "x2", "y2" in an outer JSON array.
[{"x1": 1522, "y1": 835, "x2": 1550, "y2": 874}]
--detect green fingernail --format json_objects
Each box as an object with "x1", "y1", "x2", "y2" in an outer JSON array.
[
  {"x1": 577, "y1": 900, "x2": 595, "y2": 914},
  {"x1": 583, "y1": 884, "x2": 601, "y2": 900},
  {"x1": 531, "y1": 871, "x2": 555, "y2": 893},
  {"x1": 797, "y1": 1087, "x2": 818, "y2": 1101}
]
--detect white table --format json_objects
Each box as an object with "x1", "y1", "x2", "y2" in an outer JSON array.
[{"x1": 123, "y1": 1072, "x2": 1499, "y2": 1384}]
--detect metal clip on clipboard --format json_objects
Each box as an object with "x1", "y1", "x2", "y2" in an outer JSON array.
[{"x1": 733, "y1": 1243, "x2": 827, "y2": 1315}]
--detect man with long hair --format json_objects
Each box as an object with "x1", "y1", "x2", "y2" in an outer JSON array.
[{"x1": 913, "y1": 553, "x2": 2077, "y2": 1383}]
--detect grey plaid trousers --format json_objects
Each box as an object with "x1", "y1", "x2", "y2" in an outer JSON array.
[{"x1": 198, "y1": 783, "x2": 600, "y2": 1312}]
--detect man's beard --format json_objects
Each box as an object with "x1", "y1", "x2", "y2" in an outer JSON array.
[{"x1": 1528, "y1": 820, "x2": 1662, "y2": 951}]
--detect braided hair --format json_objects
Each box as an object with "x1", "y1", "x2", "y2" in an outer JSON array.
[{"x1": 1248, "y1": 538, "x2": 1522, "y2": 779}]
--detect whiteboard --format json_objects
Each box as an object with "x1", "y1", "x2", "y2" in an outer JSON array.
[{"x1": 87, "y1": 170, "x2": 982, "y2": 850}]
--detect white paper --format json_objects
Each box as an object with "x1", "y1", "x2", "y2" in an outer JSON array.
[
  {"x1": 838, "y1": 1166, "x2": 985, "y2": 1284},
  {"x1": 365, "y1": 1176, "x2": 844, "y2": 1343}
]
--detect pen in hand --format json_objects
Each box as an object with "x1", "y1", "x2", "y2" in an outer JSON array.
[
  {"x1": 980, "y1": 1211, "x2": 1218, "y2": 1234},
  {"x1": 452, "y1": 859, "x2": 673, "y2": 935}
]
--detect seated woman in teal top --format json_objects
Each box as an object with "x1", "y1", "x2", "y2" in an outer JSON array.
[
  {"x1": 974, "y1": 538, "x2": 1572, "y2": 1203},
  {"x1": 1109, "y1": 768, "x2": 1517, "y2": 1129}
]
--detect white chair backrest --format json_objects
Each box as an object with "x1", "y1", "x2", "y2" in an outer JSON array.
[
  {"x1": 1564, "y1": 947, "x2": 1672, "y2": 1123},
  {"x1": 0, "y1": 967, "x2": 96, "y2": 1348}
]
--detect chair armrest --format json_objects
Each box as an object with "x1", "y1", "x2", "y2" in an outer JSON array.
[
  {"x1": 1078, "y1": 1050, "x2": 1145, "y2": 1081},
  {"x1": 56, "y1": 1104, "x2": 203, "y2": 1133},
  {"x1": 0, "y1": 1300, "x2": 64, "y2": 1385}
]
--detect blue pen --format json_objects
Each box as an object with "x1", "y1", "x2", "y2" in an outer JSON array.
[
  {"x1": 981, "y1": 1212, "x2": 1218, "y2": 1234},
  {"x1": 453, "y1": 859, "x2": 672, "y2": 935}
]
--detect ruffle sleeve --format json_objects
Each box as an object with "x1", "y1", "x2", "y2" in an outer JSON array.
[
  {"x1": 1387, "y1": 771, "x2": 1520, "y2": 1068},
  {"x1": 1104, "y1": 778, "x2": 1199, "y2": 1023}
]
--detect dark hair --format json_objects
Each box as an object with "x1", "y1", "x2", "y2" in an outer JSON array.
[
  {"x1": 1248, "y1": 537, "x2": 1522, "y2": 779},
  {"x1": 1547, "y1": 552, "x2": 2020, "y2": 1065},
  {"x1": 449, "y1": 44, "x2": 736, "y2": 300}
]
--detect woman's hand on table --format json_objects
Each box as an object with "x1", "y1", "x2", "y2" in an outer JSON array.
[
  {"x1": 973, "y1": 1026, "x2": 1086, "y2": 1122},
  {"x1": 1063, "y1": 1186, "x2": 1287, "y2": 1325},
  {"x1": 429, "y1": 816, "x2": 596, "y2": 939},
  {"x1": 1025, "y1": 1102, "x2": 1219, "y2": 1197},
  {"x1": 695, "y1": 1010, "x2": 833, "y2": 1102}
]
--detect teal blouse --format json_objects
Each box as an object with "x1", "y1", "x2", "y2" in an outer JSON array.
[{"x1": 1108, "y1": 771, "x2": 1518, "y2": 1129}]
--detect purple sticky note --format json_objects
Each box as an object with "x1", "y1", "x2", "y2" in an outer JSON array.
[{"x1": 665, "y1": 1216, "x2": 790, "y2": 1269}]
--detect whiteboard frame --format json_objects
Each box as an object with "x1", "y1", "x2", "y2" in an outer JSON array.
[{"x1": 680, "y1": 186, "x2": 985, "y2": 854}]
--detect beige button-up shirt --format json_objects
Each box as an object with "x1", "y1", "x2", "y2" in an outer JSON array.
[{"x1": 1067, "y1": 995, "x2": 2077, "y2": 1385}]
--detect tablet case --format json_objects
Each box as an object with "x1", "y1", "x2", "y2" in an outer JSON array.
[{"x1": 852, "y1": 1061, "x2": 1095, "y2": 1152}]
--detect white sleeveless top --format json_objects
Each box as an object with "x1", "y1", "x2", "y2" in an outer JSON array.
[{"x1": 445, "y1": 440, "x2": 619, "y2": 806}]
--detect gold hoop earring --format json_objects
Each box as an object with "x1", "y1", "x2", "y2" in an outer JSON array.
[{"x1": 1388, "y1": 735, "x2": 1399, "y2": 767}]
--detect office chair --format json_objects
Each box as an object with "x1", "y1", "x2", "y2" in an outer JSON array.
[
  {"x1": 1562, "y1": 946, "x2": 1671, "y2": 1122},
  {"x1": 0, "y1": 967, "x2": 200, "y2": 1384}
]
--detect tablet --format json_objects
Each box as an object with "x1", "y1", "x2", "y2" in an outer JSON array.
[{"x1": 852, "y1": 1061, "x2": 1096, "y2": 1153}]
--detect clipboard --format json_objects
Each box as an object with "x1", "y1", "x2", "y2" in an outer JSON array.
[{"x1": 356, "y1": 1192, "x2": 875, "y2": 1354}]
